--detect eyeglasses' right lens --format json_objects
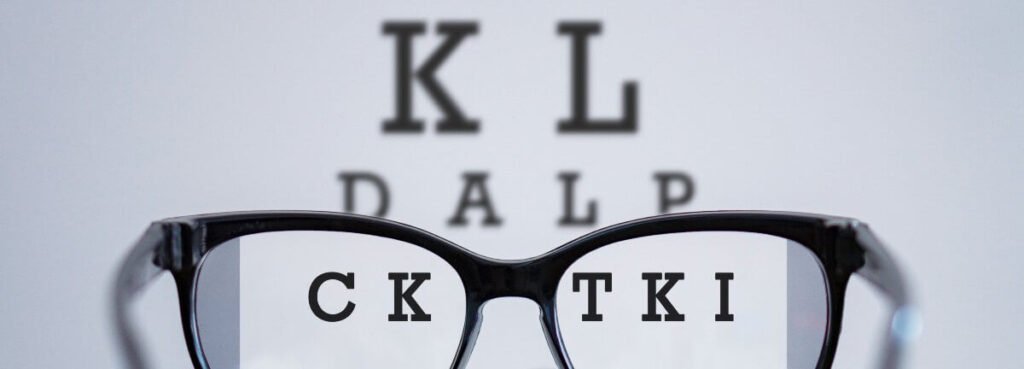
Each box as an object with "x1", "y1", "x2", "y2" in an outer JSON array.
[
  {"x1": 194, "y1": 231, "x2": 467, "y2": 369},
  {"x1": 554, "y1": 231, "x2": 829, "y2": 369}
]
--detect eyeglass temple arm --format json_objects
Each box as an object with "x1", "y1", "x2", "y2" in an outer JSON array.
[
  {"x1": 112, "y1": 223, "x2": 170, "y2": 369},
  {"x1": 850, "y1": 222, "x2": 919, "y2": 369}
]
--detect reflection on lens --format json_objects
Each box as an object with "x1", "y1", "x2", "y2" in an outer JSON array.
[
  {"x1": 555, "y1": 232, "x2": 828, "y2": 369},
  {"x1": 195, "y1": 231, "x2": 466, "y2": 369}
]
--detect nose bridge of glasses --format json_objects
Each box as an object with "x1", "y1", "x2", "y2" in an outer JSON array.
[
  {"x1": 454, "y1": 257, "x2": 571, "y2": 369},
  {"x1": 470, "y1": 258, "x2": 556, "y2": 303}
]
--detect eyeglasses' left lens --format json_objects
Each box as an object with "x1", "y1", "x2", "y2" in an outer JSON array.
[{"x1": 194, "y1": 231, "x2": 466, "y2": 369}]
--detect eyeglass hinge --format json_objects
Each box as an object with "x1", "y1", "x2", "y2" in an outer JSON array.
[
  {"x1": 153, "y1": 222, "x2": 193, "y2": 272},
  {"x1": 829, "y1": 220, "x2": 867, "y2": 276}
]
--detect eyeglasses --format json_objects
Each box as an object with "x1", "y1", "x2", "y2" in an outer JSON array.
[{"x1": 113, "y1": 210, "x2": 915, "y2": 369}]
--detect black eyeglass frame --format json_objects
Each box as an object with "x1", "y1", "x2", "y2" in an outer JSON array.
[{"x1": 113, "y1": 210, "x2": 913, "y2": 369}]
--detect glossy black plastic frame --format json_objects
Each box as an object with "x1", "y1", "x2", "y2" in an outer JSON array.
[{"x1": 113, "y1": 210, "x2": 913, "y2": 369}]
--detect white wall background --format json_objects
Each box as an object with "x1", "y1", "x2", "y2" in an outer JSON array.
[{"x1": 1, "y1": 0, "x2": 1022, "y2": 368}]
